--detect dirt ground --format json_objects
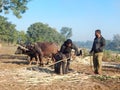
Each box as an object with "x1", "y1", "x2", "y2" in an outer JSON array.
[{"x1": 0, "y1": 45, "x2": 120, "y2": 90}]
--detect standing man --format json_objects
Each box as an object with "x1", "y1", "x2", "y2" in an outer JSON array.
[
  {"x1": 60, "y1": 39, "x2": 80, "y2": 74},
  {"x1": 90, "y1": 30, "x2": 106, "y2": 75}
]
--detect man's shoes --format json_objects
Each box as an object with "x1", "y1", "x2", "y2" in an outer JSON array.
[{"x1": 94, "y1": 71, "x2": 99, "y2": 74}]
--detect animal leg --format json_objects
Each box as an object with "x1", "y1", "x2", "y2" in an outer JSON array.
[
  {"x1": 29, "y1": 56, "x2": 33, "y2": 65},
  {"x1": 38, "y1": 55, "x2": 43, "y2": 66},
  {"x1": 35, "y1": 55, "x2": 39, "y2": 65}
]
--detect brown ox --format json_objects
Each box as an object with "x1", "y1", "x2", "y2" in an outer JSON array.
[
  {"x1": 15, "y1": 42, "x2": 59, "y2": 66},
  {"x1": 31, "y1": 42, "x2": 59, "y2": 65}
]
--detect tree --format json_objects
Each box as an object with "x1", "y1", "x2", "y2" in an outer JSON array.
[
  {"x1": 106, "y1": 34, "x2": 120, "y2": 51},
  {"x1": 0, "y1": 16, "x2": 17, "y2": 43},
  {"x1": 0, "y1": 0, "x2": 31, "y2": 18},
  {"x1": 60, "y1": 27, "x2": 72, "y2": 39},
  {"x1": 16, "y1": 30, "x2": 27, "y2": 44},
  {"x1": 113, "y1": 34, "x2": 120, "y2": 49},
  {"x1": 26, "y1": 22, "x2": 65, "y2": 44}
]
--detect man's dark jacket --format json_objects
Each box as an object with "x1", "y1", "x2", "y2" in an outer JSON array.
[{"x1": 90, "y1": 36, "x2": 106, "y2": 53}]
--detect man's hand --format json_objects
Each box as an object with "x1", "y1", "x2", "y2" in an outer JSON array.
[{"x1": 89, "y1": 51, "x2": 93, "y2": 55}]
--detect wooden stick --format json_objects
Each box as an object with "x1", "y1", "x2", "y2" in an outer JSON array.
[
  {"x1": 44, "y1": 58, "x2": 70, "y2": 68},
  {"x1": 90, "y1": 55, "x2": 94, "y2": 71}
]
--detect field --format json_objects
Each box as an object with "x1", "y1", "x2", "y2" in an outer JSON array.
[{"x1": 0, "y1": 45, "x2": 120, "y2": 90}]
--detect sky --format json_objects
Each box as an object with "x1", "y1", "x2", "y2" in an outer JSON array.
[{"x1": 1, "y1": 0, "x2": 120, "y2": 41}]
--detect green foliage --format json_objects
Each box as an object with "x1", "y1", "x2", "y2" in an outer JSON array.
[
  {"x1": 26, "y1": 22, "x2": 65, "y2": 44},
  {"x1": 60, "y1": 27, "x2": 72, "y2": 39},
  {"x1": 106, "y1": 34, "x2": 120, "y2": 52},
  {"x1": 0, "y1": 16, "x2": 27, "y2": 44},
  {"x1": 0, "y1": 15, "x2": 17, "y2": 43},
  {"x1": 0, "y1": 0, "x2": 31, "y2": 18},
  {"x1": 16, "y1": 30, "x2": 27, "y2": 44}
]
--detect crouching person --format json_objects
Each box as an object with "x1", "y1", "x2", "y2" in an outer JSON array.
[
  {"x1": 60, "y1": 39, "x2": 80, "y2": 74},
  {"x1": 53, "y1": 39, "x2": 80, "y2": 74}
]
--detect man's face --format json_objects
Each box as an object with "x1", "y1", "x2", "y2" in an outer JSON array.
[
  {"x1": 95, "y1": 32, "x2": 101, "y2": 38},
  {"x1": 67, "y1": 43, "x2": 72, "y2": 47}
]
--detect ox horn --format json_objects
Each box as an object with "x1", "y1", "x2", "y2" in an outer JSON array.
[{"x1": 18, "y1": 45, "x2": 29, "y2": 50}]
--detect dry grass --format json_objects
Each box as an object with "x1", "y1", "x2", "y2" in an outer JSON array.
[
  {"x1": 0, "y1": 45, "x2": 17, "y2": 54},
  {"x1": 0, "y1": 45, "x2": 120, "y2": 90}
]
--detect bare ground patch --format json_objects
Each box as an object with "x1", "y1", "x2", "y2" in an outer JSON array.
[{"x1": 0, "y1": 46, "x2": 120, "y2": 90}]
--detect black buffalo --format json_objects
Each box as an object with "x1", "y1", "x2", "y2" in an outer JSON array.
[{"x1": 15, "y1": 42, "x2": 59, "y2": 65}]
